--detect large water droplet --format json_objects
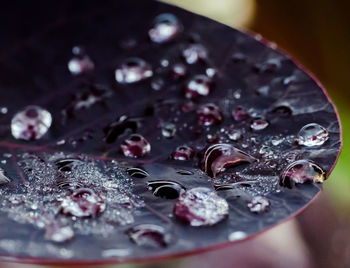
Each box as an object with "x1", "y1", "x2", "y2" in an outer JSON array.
[
  {"x1": 121, "y1": 134, "x2": 151, "y2": 158},
  {"x1": 11, "y1": 106, "x2": 52, "y2": 141},
  {"x1": 182, "y1": 44, "x2": 207, "y2": 64},
  {"x1": 0, "y1": 168, "x2": 10, "y2": 185},
  {"x1": 197, "y1": 103, "x2": 222, "y2": 126},
  {"x1": 60, "y1": 188, "x2": 106, "y2": 217},
  {"x1": 161, "y1": 122, "x2": 176, "y2": 138},
  {"x1": 148, "y1": 13, "x2": 181, "y2": 43},
  {"x1": 171, "y1": 145, "x2": 194, "y2": 161},
  {"x1": 115, "y1": 58, "x2": 153, "y2": 84},
  {"x1": 185, "y1": 75, "x2": 211, "y2": 99},
  {"x1": 147, "y1": 180, "x2": 185, "y2": 199},
  {"x1": 280, "y1": 160, "x2": 326, "y2": 188},
  {"x1": 296, "y1": 123, "x2": 329, "y2": 147},
  {"x1": 127, "y1": 224, "x2": 173, "y2": 248},
  {"x1": 247, "y1": 196, "x2": 270, "y2": 214},
  {"x1": 174, "y1": 187, "x2": 229, "y2": 226},
  {"x1": 202, "y1": 144, "x2": 255, "y2": 178}
]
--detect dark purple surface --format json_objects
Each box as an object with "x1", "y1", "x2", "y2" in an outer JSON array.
[{"x1": 0, "y1": 0, "x2": 341, "y2": 264}]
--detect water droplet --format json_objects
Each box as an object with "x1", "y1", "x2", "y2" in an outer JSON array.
[
  {"x1": 11, "y1": 106, "x2": 52, "y2": 141},
  {"x1": 127, "y1": 224, "x2": 173, "y2": 248},
  {"x1": 206, "y1": 68, "x2": 217, "y2": 78},
  {"x1": 151, "y1": 77, "x2": 164, "y2": 91},
  {"x1": 206, "y1": 133, "x2": 219, "y2": 143},
  {"x1": 247, "y1": 196, "x2": 270, "y2": 214},
  {"x1": 121, "y1": 134, "x2": 151, "y2": 158},
  {"x1": 296, "y1": 123, "x2": 329, "y2": 147},
  {"x1": 126, "y1": 167, "x2": 149, "y2": 178},
  {"x1": 176, "y1": 169, "x2": 194, "y2": 175},
  {"x1": 182, "y1": 44, "x2": 207, "y2": 64},
  {"x1": 185, "y1": 75, "x2": 211, "y2": 99},
  {"x1": 0, "y1": 107, "x2": 8, "y2": 114},
  {"x1": 171, "y1": 145, "x2": 194, "y2": 161},
  {"x1": 60, "y1": 188, "x2": 106, "y2": 217},
  {"x1": 174, "y1": 187, "x2": 229, "y2": 226},
  {"x1": 271, "y1": 136, "x2": 284, "y2": 146},
  {"x1": 160, "y1": 59, "x2": 169, "y2": 67},
  {"x1": 161, "y1": 122, "x2": 176, "y2": 138},
  {"x1": 202, "y1": 144, "x2": 255, "y2": 178},
  {"x1": 197, "y1": 103, "x2": 222, "y2": 126},
  {"x1": 0, "y1": 168, "x2": 10, "y2": 185},
  {"x1": 254, "y1": 58, "x2": 281, "y2": 73},
  {"x1": 45, "y1": 224, "x2": 74, "y2": 243},
  {"x1": 228, "y1": 231, "x2": 247, "y2": 241},
  {"x1": 149, "y1": 13, "x2": 181, "y2": 43},
  {"x1": 172, "y1": 63, "x2": 187, "y2": 79},
  {"x1": 115, "y1": 58, "x2": 153, "y2": 84},
  {"x1": 232, "y1": 107, "x2": 249, "y2": 121},
  {"x1": 227, "y1": 128, "x2": 242, "y2": 141},
  {"x1": 68, "y1": 48, "x2": 94, "y2": 75},
  {"x1": 250, "y1": 119, "x2": 269, "y2": 131},
  {"x1": 280, "y1": 160, "x2": 326, "y2": 188},
  {"x1": 147, "y1": 180, "x2": 185, "y2": 199},
  {"x1": 256, "y1": 85, "x2": 269, "y2": 96},
  {"x1": 259, "y1": 145, "x2": 273, "y2": 157}
]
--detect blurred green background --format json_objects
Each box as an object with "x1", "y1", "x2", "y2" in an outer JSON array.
[{"x1": 2, "y1": 1, "x2": 348, "y2": 267}]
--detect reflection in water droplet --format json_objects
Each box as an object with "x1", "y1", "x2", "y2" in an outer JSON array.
[
  {"x1": 45, "y1": 224, "x2": 74, "y2": 243},
  {"x1": 202, "y1": 144, "x2": 255, "y2": 178},
  {"x1": 182, "y1": 44, "x2": 207, "y2": 64},
  {"x1": 161, "y1": 122, "x2": 176, "y2": 138},
  {"x1": 149, "y1": 13, "x2": 181, "y2": 43},
  {"x1": 174, "y1": 187, "x2": 229, "y2": 226},
  {"x1": 185, "y1": 75, "x2": 211, "y2": 99},
  {"x1": 247, "y1": 196, "x2": 270, "y2": 214},
  {"x1": 0, "y1": 168, "x2": 10, "y2": 185},
  {"x1": 296, "y1": 123, "x2": 329, "y2": 147},
  {"x1": 197, "y1": 103, "x2": 222, "y2": 126},
  {"x1": 127, "y1": 224, "x2": 173, "y2": 248},
  {"x1": 115, "y1": 58, "x2": 153, "y2": 84},
  {"x1": 250, "y1": 119, "x2": 269, "y2": 131},
  {"x1": 280, "y1": 160, "x2": 326, "y2": 188},
  {"x1": 11, "y1": 106, "x2": 52, "y2": 141},
  {"x1": 171, "y1": 145, "x2": 194, "y2": 161},
  {"x1": 147, "y1": 180, "x2": 185, "y2": 199},
  {"x1": 121, "y1": 134, "x2": 151, "y2": 158},
  {"x1": 60, "y1": 188, "x2": 106, "y2": 217}
]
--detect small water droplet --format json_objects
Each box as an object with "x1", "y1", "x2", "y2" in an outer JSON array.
[
  {"x1": 182, "y1": 44, "x2": 207, "y2": 64},
  {"x1": 232, "y1": 107, "x2": 249, "y2": 121},
  {"x1": 45, "y1": 224, "x2": 74, "y2": 243},
  {"x1": 68, "y1": 52, "x2": 94, "y2": 75},
  {"x1": 176, "y1": 169, "x2": 194, "y2": 175},
  {"x1": 271, "y1": 136, "x2": 283, "y2": 146},
  {"x1": 228, "y1": 231, "x2": 247, "y2": 241},
  {"x1": 206, "y1": 133, "x2": 219, "y2": 143},
  {"x1": 115, "y1": 58, "x2": 153, "y2": 84},
  {"x1": 171, "y1": 145, "x2": 194, "y2": 161},
  {"x1": 172, "y1": 63, "x2": 187, "y2": 79},
  {"x1": 0, "y1": 107, "x2": 8, "y2": 114},
  {"x1": 161, "y1": 122, "x2": 176, "y2": 138},
  {"x1": 227, "y1": 128, "x2": 242, "y2": 141},
  {"x1": 0, "y1": 168, "x2": 10, "y2": 185},
  {"x1": 250, "y1": 119, "x2": 269, "y2": 131},
  {"x1": 247, "y1": 196, "x2": 270, "y2": 214},
  {"x1": 296, "y1": 123, "x2": 329, "y2": 147},
  {"x1": 151, "y1": 77, "x2": 164, "y2": 91},
  {"x1": 280, "y1": 160, "x2": 326, "y2": 188},
  {"x1": 160, "y1": 59, "x2": 169, "y2": 67},
  {"x1": 206, "y1": 68, "x2": 217, "y2": 78},
  {"x1": 60, "y1": 188, "x2": 106, "y2": 217},
  {"x1": 202, "y1": 144, "x2": 255, "y2": 178},
  {"x1": 11, "y1": 106, "x2": 52, "y2": 141},
  {"x1": 127, "y1": 224, "x2": 173, "y2": 248},
  {"x1": 197, "y1": 103, "x2": 222, "y2": 126},
  {"x1": 121, "y1": 134, "x2": 151, "y2": 158},
  {"x1": 149, "y1": 13, "x2": 181, "y2": 43},
  {"x1": 174, "y1": 187, "x2": 229, "y2": 226},
  {"x1": 147, "y1": 180, "x2": 185, "y2": 199},
  {"x1": 185, "y1": 75, "x2": 211, "y2": 99}
]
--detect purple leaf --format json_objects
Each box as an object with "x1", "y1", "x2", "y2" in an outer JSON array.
[{"x1": 0, "y1": 0, "x2": 342, "y2": 265}]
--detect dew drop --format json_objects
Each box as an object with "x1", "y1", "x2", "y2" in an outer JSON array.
[
  {"x1": 247, "y1": 196, "x2": 270, "y2": 214},
  {"x1": 280, "y1": 160, "x2": 326, "y2": 188},
  {"x1": 0, "y1": 107, "x2": 8, "y2": 115},
  {"x1": 45, "y1": 224, "x2": 74, "y2": 243},
  {"x1": 182, "y1": 44, "x2": 208, "y2": 64},
  {"x1": 197, "y1": 103, "x2": 222, "y2": 126},
  {"x1": 11, "y1": 106, "x2": 52, "y2": 141},
  {"x1": 296, "y1": 123, "x2": 329, "y2": 147},
  {"x1": 147, "y1": 180, "x2": 185, "y2": 199},
  {"x1": 127, "y1": 224, "x2": 173, "y2": 248},
  {"x1": 161, "y1": 122, "x2": 176, "y2": 138},
  {"x1": 171, "y1": 145, "x2": 194, "y2": 161},
  {"x1": 121, "y1": 134, "x2": 151, "y2": 158},
  {"x1": 60, "y1": 188, "x2": 106, "y2": 217},
  {"x1": 202, "y1": 144, "x2": 255, "y2": 178},
  {"x1": 250, "y1": 119, "x2": 269, "y2": 131},
  {"x1": 185, "y1": 75, "x2": 211, "y2": 99},
  {"x1": 148, "y1": 13, "x2": 181, "y2": 43},
  {"x1": 115, "y1": 58, "x2": 153, "y2": 84},
  {"x1": 174, "y1": 187, "x2": 229, "y2": 226}
]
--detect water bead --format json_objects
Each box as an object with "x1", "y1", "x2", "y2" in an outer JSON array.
[
  {"x1": 148, "y1": 13, "x2": 181, "y2": 43},
  {"x1": 185, "y1": 75, "x2": 211, "y2": 99},
  {"x1": 296, "y1": 123, "x2": 329, "y2": 147},
  {"x1": 174, "y1": 187, "x2": 229, "y2": 226},
  {"x1": 121, "y1": 134, "x2": 151, "y2": 158},
  {"x1": 247, "y1": 196, "x2": 270, "y2": 214},
  {"x1": 171, "y1": 145, "x2": 194, "y2": 161},
  {"x1": 11, "y1": 106, "x2": 52, "y2": 141},
  {"x1": 115, "y1": 58, "x2": 153, "y2": 84},
  {"x1": 127, "y1": 224, "x2": 173, "y2": 248},
  {"x1": 196, "y1": 103, "x2": 222, "y2": 126},
  {"x1": 250, "y1": 119, "x2": 269, "y2": 131},
  {"x1": 182, "y1": 44, "x2": 207, "y2": 64}
]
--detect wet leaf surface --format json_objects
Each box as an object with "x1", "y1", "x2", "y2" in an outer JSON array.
[{"x1": 0, "y1": 0, "x2": 341, "y2": 264}]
